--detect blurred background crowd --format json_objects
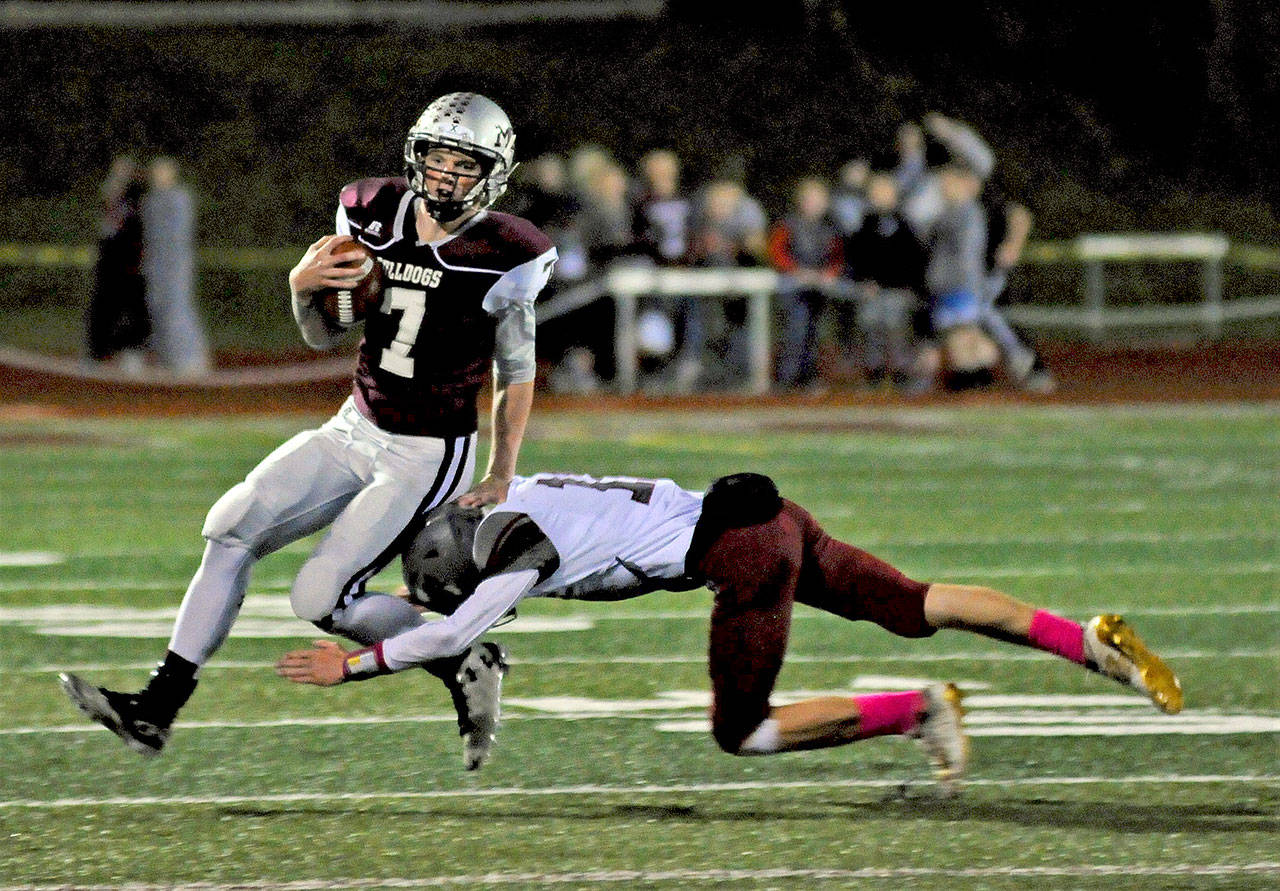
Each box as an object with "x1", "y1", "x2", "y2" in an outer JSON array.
[
  {"x1": 3, "y1": 2, "x2": 1278, "y2": 394},
  {"x1": 511, "y1": 112, "x2": 1055, "y2": 396}
]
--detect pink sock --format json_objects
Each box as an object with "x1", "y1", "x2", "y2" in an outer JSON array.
[
  {"x1": 1028, "y1": 609, "x2": 1086, "y2": 664},
  {"x1": 853, "y1": 691, "x2": 926, "y2": 738}
]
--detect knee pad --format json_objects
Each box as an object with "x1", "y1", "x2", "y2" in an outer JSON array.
[
  {"x1": 201, "y1": 481, "x2": 261, "y2": 550},
  {"x1": 290, "y1": 555, "x2": 349, "y2": 623}
]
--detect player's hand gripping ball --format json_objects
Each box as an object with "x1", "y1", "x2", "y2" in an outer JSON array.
[{"x1": 315, "y1": 238, "x2": 384, "y2": 327}]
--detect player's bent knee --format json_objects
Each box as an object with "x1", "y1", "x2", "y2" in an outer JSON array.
[
  {"x1": 202, "y1": 482, "x2": 261, "y2": 549},
  {"x1": 735, "y1": 719, "x2": 782, "y2": 755},
  {"x1": 289, "y1": 558, "x2": 347, "y2": 623}
]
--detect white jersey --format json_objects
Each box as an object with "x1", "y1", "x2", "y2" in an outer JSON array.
[
  {"x1": 379, "y1": 472, "x2": 703, "y2": 671},
  {"x1": 478, "y1": 473, "x2": 704, "y2": 600}
]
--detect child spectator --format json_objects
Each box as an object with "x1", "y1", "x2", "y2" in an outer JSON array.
[
  {"x1": 842, "y1": 171, "x2": 929, "y2": 389},
  {"x1": 767, "y1": 177, "x2": 843, "y2": 392},
  {"x1": 922, "y1": 161, "x2": 1000, "y2": 390}
]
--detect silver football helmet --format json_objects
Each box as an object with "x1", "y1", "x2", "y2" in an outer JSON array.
[
  {"x1": 404, "y1": 92, "x2": 518, "y2": 222},
  {"x1": 402, "y1": 502, "x2": 484, "y2": 616}
]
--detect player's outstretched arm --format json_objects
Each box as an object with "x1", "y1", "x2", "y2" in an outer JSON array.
[{"x1": 275, "y1": 568, "x2": 539, "y2": 685}]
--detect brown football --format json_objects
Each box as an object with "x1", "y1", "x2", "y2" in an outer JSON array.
[{"x1": 316, "y1": 237, "x2": 384, "y2": 327}]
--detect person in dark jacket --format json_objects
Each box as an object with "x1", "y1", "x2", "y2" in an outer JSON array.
[{"x1": 85, "y1": 156, "x2": 150, "y2": 370}]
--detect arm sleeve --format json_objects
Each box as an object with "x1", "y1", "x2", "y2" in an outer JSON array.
[
  {"x1": 939, "y1": 122, "x2": 995, "y2": 180},
  {"x1": 380, "y1": 568, "x2": 540, "y2": 670},
  {"x1": 484, "y1": 245, "x2": 556, "y2": 385},
  {"x1": 492, "y1": 299, "x2": 537, "y2": 385},
  {"x1": 292, "y1": 291, "x2": 345, "y2": 350}
]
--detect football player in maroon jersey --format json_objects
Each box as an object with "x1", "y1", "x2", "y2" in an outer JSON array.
[
  {"x1": 61, "y1": 93, "x2": 556, "y2": 772},
  {"x1": 278, "y1": 472, "x2": 1183, "y2": 793}
]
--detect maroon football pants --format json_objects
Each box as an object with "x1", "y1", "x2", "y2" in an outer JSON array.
[{"x1": 694, "y1": 500, "x2": 934, "y2": 752}]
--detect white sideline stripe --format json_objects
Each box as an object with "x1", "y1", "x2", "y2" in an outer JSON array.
[
  {"x1": 10, "y1": 648, "x2": 1277, "y2": 675},
  {"x1": 3, "y1": 864, "x2": 1279, "y2": 889},
  {"x1": 2, "y1": 775, "x2": 1275, "y2": 811}
]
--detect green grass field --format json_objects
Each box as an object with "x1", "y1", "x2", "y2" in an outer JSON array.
[{"x1": 1, "y1": 402, "x2": 1276, "y2": 889}]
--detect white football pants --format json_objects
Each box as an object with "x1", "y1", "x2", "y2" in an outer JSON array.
[{"x1": 168, "y1": 397, "x2": 475, "y2": 665}]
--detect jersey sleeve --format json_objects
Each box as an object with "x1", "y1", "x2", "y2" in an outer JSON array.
[
  {"x1": 379, "y1": 568, "x2": 540, "y2": 669},
  {"x1": 483, "y1": 246, "x2": 555, "y2": 385},
  {"x1": 481, "y1": 246, "x2": 558, "y2": 315},
  {"x1": 492, "y1": 299, "x2": 537, "y2": 385}
]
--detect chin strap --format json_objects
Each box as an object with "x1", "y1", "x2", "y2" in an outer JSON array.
[{"x1": 424, "y1": 196, "x2": 470, "y2": 223}]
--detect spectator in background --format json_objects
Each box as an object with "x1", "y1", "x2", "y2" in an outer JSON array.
[
  {"x1": 85, "y1": 155, "x2": 150, "y2": 373},
  {"x1": 631, "y1": 149, "x2": 691, "y2": 266},
  {"x1": 142, "y1": 157, "x2": 211, "y2": 377},
  {"x1": 980, "y1": 194, "x2": 1056, "y2": 392},
  {"x1": 842, "y1": 170, "x2": 929, "y2": 390},
  {"x1": 897, "y1": 113, "x2": 1052, "y2": 391},
  {"x1": 502, "y1": 152, "x2": 591, "y2": 389},
  {"x1": 921, "y1": 160, "x2": 1000, "y2": 390},
  {"x1": 898, "y1": 113, "x2": 995, "y2": 238},
  {"x1": 576, "y1": 161, "x2": 635, "y2": 270},
  {"x1": 892, "y1": 122, "x2": 927, "y2": 202},
  {"x1": 767, "y1": 176, "x2": 843, "y2": 393},
  {"x1": 683, "y1": 172, "x2": 768, "y2": 391},
  {"x1": 504, "y1": 153, "x2": 582, "y2": 266},
  {"x1": 829, "y1": 157, "x2": 870, "y2": 236},
  {"x1": 630, "y1": 149, "x2": 692, "y2": 379},
  {"x1": 549, "y1": 158, "x2": 634, "y2": 392}
]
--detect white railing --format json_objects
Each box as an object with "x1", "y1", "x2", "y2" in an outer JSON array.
[
  {"x1": 1007, "y1": 231, "x2": 1269, "y2": 339},
  {"x1": 604, "y1": 266, "x2": 777, "y2": 395}
]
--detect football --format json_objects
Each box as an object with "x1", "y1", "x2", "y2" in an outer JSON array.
[{"x1": 315, "y1": 237, "x2": 383, "y2": 327}]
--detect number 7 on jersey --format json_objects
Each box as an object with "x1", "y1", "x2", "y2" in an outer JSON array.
[{"x1": 379, "y1": 286, "x2": 426, "y2": 378}]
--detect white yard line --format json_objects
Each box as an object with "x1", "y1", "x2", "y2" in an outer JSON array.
[
  {"x1": 1, "y1": 775, "x2": 1276, "y2": 812},
  {"x1": 1, "y1": 561, "x2": 1272, "y2": 595},
  {"x1": 1, "y1": 528, "x2": 1271, "y2": 561},
  {"x1": 8, "y1": 708, "x2": 1279, "y2": 739},
  {"x1": 3, "y1": 863, "x2": 1280, "y2": 889},
  {"x1": 8, "y1": 648, "x2": 1278, "y2": 677}
]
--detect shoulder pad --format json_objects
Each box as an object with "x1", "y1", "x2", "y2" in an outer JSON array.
[
  {"x1": 439, "y1": 211, "x2": 555, "y2": 272},
  {"x1": 340, "y1": 177, "x2": 409, "y2": 235}
]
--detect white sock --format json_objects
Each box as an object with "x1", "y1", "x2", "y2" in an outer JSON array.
[{"x1": 737, "y1": 718, "x2": 782, "y2": 755}]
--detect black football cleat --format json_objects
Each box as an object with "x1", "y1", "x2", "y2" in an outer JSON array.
[
  {"x1": 442, "y1": 642, "x2": 509, "y2": 771},
  {"x1": 59, "y1": 672, "x2": 171, "y2": 757}
]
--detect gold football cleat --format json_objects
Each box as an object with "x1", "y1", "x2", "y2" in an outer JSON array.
[
  {"x1": 1085, "y1": 614, "x2": 1184, "y2": 714},
  {"x1": 910, "y1": 682, "x2": 969, "y2": 796}
]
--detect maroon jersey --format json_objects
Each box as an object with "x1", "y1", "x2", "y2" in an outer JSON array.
[{"x1": 337, "y1": 177, "x2": 556, "y2": 436}]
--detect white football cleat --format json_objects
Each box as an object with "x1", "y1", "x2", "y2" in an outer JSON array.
[
  {"x1": 1084, "y1": 614, "x2": 1183, "y2": 714},
  {"x1": 910, "y1": 683, "x2": 968, "y2": 796}
]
